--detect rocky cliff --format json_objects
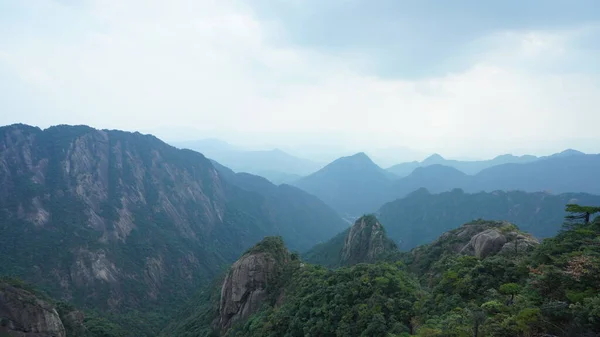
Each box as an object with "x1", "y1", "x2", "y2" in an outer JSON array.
[
  {"x1": 339, "y1": 215, "x2": 398, "y2": 266},
  {"x1": 0, "y1": 124, "x2": 344, "y2": 311},
  {"x1": 216, "y1": 237, "x2": 290, "y2": 333},
  {"x1": 0, "y1": 281, "x2": 65, "y2": 337}
]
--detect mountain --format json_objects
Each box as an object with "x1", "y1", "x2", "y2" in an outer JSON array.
[
  {"x1": 379, "y1": 188, "x2": 600, "y2": 250},
  {"x1": 174, "y1": 139, "x2": 321, "y2": 182},
  {"x1": 293, "y1": 152, "x2": 395, "y2": 216},
  {"x1": 474, "y1": 153, "x2": 600, "y2": 194},
  {"x1": 387, "y1": 152, "x2": 539, "y2": 176},
  {"x1": 0, "y1": 124, "x2": 345, "y2": 317},
  {"x1": 303, "y1": 215, "x2": 398, "y2": 268}
]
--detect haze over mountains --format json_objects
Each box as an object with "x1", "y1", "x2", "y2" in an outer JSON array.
[{"x1": 292, "y1": 150, "x2": 600, "y2": 216}]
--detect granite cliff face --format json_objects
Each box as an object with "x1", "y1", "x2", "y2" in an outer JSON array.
[
  {"x1": 216, "y1": 237, "x2": 290, "y2": 333},
  {"x1": 339, "y1": 215, "x2": 398, "y2": 266},
  {"x1": 0, "y1": 282, "x2": 65, "y2": 337},
  {"x1": 0, "y1": 124, "x2": 344, "y2": 311}
]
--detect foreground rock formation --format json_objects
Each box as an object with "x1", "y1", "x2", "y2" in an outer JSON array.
[
  {"x1": 0, "y1": 281, "x2": 66, "y2": 337},
  {"x1": 216, "y1": 237, "x2": 290, "y2": 332}
]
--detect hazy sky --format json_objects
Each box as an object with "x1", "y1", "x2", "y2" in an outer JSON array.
[{"x1": 1, "y1": 0, "x2": 600, "y2": 159}]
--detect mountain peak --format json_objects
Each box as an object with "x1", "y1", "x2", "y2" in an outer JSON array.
[
  {"x1": 422, "y1": 153, "x2": 445, "y2": 164},
  {"x1": 339, "y1": 215, "x2": 398, "y2": 266},
  {"x1": 553, "y1": 149, "x2": 585, "y2": 157},
  {"x1": 346, "y1": 151, "x2": 372, "y2": 161}
]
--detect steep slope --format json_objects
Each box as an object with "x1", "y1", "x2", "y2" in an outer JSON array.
[
  {"x1": 387, "y1": 153, "x2": 539, "y2": 176},
  {"x1": 379, "y1": 188, "x2": 600, "y2": 250},
  {"x1": 303, "y1": 215, "x2": 398, "y2": 268},
  {"x1": 0, "y1": 124, "x2": 344, "y2": 315},
  {"x1": 0, "y1": 280, "x2": 67, "y2": 337},
  {"x1": 339, "y1": 215, "x2": 399, "y2": 266},
  {"x1": 210, "y1": 161, "x2": 348, "y2": 250},
  {"x1": 293, "y1": 152, "x2": 395, "y2": 215},
  {"x1": 175, "y1": 139, "x2": 321, "y2": 179}
]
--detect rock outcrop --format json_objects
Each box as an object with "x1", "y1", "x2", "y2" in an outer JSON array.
[
  {"x1": 0, "y1": 282, "x2": 66, "y2": 337},
  {"x1": 458, "y1": 222, "x2": 539, "y2": 258},
  {"x1": 410, "y1": 220, "x2": 539, "y2": 272},
  {"x1": 217, "y1": 237, "x2": 289, "y2": 332},
  {"x1": 339, "y1": 215, "x2": 398, "y2": 266}
]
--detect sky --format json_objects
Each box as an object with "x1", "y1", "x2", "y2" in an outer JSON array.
[{"x1": 1, "y1": 0, "x2": 600, "y2": 161}]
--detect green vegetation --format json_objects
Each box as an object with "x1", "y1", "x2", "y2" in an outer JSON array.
[
  {"x1": 228, "y1": 262, "x2": 418, "y2": 337},
  {"x1": 379, "y1": 188, "x2": 600, "y2": 249},
  {"x1": 177, "y1": 206, "x2": 600, "y2": 337}
]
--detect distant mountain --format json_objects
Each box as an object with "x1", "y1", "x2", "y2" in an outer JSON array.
[
  {"x1": 0, "y1": 124, "x2": 345, "y2": 315},
  {"x1": 292, "y1": 150, "x2": 600, "y2": 216},
  {"x1": 292, "y1": 153, "x2": 395, "y2": 216},
  {"x1": 389, "y1": 153, "x2": 600, "y2": 199},
  {"x1": 387, "y1": 152, "x2": 539, "y2": 176},
  {"x1": 174, "y1": 139, "x2": 321, "y2": 181},
  {"x1": 378, "y1": 188, "x2": 600, "y2": 250}
]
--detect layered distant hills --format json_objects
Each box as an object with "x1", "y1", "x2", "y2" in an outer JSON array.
[
  {"x1": 292, "y1": 150, "x2": 600, "y2": 215},
  {"x1": 173, "y1": 138, "x2": 321, "y2": 184}
]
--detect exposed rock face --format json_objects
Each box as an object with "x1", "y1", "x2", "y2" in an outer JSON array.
[
  {"x1": 0, "y1": 124, "x2": 345, "y2": 311},
  {"x1": 463, "y1": 229, "x2": 507, "y2": 258},
  {"x1": 459, "y1": 223, "x2": 539, "y2": 258},
  {"x1": 410, "y1": 220, "x2": 540, "y2": 272},
  {"x1": 0, "y1": 282, "x2": 66, "y2": 337},
  {"x1": 339, "y1": 215, "x2": 398, "y2": 266},
  {"x1": 217, "y1": 237, "x2": 289, "y2": 333},
  {"x1": 218, "y1": 253, "x2": 276, "y2": 331}
]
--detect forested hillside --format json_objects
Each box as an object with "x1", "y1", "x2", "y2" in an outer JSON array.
[
  {"x1": 166, "y1": 206, "x2": 600, "y2": 337},
  {"x1": 379, "y1": 188, "x2": 600, "y2": 249}
]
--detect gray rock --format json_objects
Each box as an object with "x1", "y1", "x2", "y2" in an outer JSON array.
[
  {"x1": 339, "y1": 216, "x2": 397, "y2": 266},
  {"x1": 0, "y1": 282, "x2": 66, "y2": 337},
  {"x1": 217, "y1": 253, "x2": 277, "y2": 331}
]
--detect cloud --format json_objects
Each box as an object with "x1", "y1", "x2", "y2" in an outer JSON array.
[{"x1": 0, "y1": 0, "x2": 599, "y2": 159}]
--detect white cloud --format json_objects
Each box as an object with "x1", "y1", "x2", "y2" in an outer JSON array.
[{"x1": 1, "y1": 0, "x2": 599, "y2": 159}]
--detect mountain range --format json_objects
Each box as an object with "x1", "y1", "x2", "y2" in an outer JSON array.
[{"x1": 293, "y1": 150, "x2": 600, "y2": 215}]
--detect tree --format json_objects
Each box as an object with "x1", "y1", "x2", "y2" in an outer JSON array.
[
  {"x1": 565, "y1": 204, "x2": 600, "y2": 226},
  {"x1": 499, "y1": 283, "x2": 520, "y2": 306}
]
